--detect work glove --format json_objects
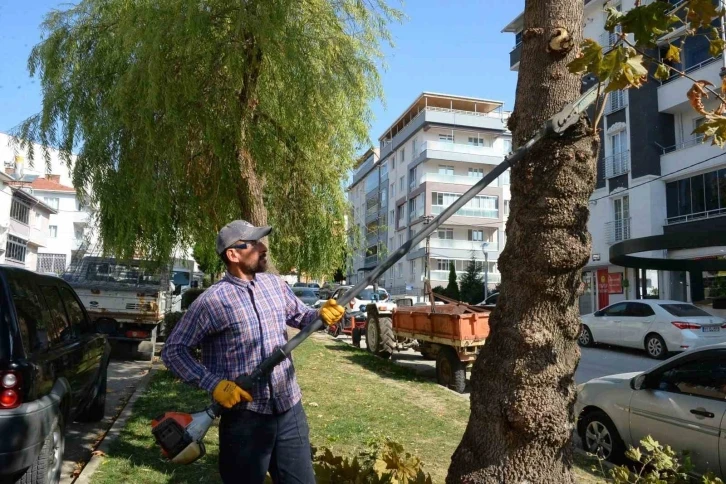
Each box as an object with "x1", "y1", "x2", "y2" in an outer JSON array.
[
  {"x1": 212, "y1": 380, "x2": 253, "y2": 409},
  {"x1": 319, "y1": 299, "x2": 345, "y2": 326}
]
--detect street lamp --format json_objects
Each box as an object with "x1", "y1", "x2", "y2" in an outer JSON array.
[{"x1": 481, "y1": 242, "x2": 490, "y2": 302}]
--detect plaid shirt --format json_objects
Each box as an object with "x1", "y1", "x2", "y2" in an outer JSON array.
[{"x1": 162, "y1": 272, "x2": 319, "y2": 414}]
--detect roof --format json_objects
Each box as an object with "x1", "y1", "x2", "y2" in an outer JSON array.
[
  {"x1": 8, "y1": 177, "x2": 75, "y2": 193},
  {"x1": 378, "y1": 92, "x2": 505, "y2": 142}
]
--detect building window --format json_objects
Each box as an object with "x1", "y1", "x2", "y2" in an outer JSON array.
[
  {"x1": 468, "y1": 230, "x2": 484, "y2": 242},
  {"x1": 390, "y1": 183, "x2": 395, "y2": 199},
  {"x1": 44, "y1": 197, "x2": 59, "y2": 210},
  {"x1": 500, "y1": 169, "x2": 511, "y2": 185},
  {"x1": 412, "y1": 138, "x2": 418, "y2": 155},
  {"x1": 469, "y1": 168, "x2": 484, "y2": 178},
  {"x1": 503, "y1": 139, "x2": 512, "y2": 153},
  {"x1": 667, "y1": 168, "x2": 726, "y2": 223},
  {"x1": 409, "y1": 167, "x2": 417, "y2": 190},
  {"x1": 694, "y1": 117, "x2": 706, "y2": 143},
  {"x1": 49, "y1": 225, "x2": 58, "y2": 238},
  {"x1": 10, "y1": 196, "x2": 30, "y2": 224},
  {"x1": 400, "y1": 148, "x2": 405, "y2": 164},
  {"x1": 612, "y1": 196, "x2": 630, "y2": 242},
  {"x1": 439, "y1": 134, "x2": 454, "y2": 143},
  {"x1": 37, "y1": 253, "x2": 67, "y2": 274},
  {"x1": 504, "y1": 200, "x2": 510, "y2": 216},
  {"x1": 468, "y1": 137, "x2": 492, "y2": 147},
  {"x1": 607, "y1": 90, "x2": 626, "y2": 113},
  {"x1": 437, "y1": 259, "x2": 453, "y2": 271},
  {"x1": 396, "y1": 262, "x2": 403, "y2": 278},
  {"x1": 439, "y1": 166, "x2": 454, "y2": 176},
  {"x1": 396, "y1": 204, "x2": 405, "y2": 226},
  {"x1": 6, "y1": 235, "x2": 27, "y2": 263},
  {"x1": 437, "y1": 228, "x2": 454, "y2": 239},
  {"x1": 410, "y1": 260, "x2": 416, "y2": 276},
  {"x1": 431, "y1": 192, "x2": 499, "y2": 218},
  {"x1": 399, "y1": 176, "x2": 405, "y2": 192}
]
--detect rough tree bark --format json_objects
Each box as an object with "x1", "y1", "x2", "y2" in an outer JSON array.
[{"x1": 447, "y1": 0, "x2": 599, "y2": 482}]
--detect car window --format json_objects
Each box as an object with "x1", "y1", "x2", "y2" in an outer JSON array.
[
  {"x1": 660, "y1": 304, "x2": 712, "y2": 317},
  {"x1": 626, "y1": 302, "x2": 655, "y2": 317},
  {"x1": 358, "y1": 289, "x2": 376, "y2": 300},
  {"x1": 377, "y1": 290, "x2": 389, "y2": 301},
  {"x1": 486, "y1": 293, "x2": 499, "y2": 305},
  {"x1": 603, "y1": 302, "x2": 628, "y2": 317},
  {"x1": 6, "y1": 274, "x2": 54, "y2": 351},
  {"x1": 59, "y1": 286, "x2": 91, "y2": 334},
  {"x1": 39, "y1": 285, "x2": 75, "y2": 342},
  {"x1": 654, "y1": 356, "x2": 726, "y2": 400}
]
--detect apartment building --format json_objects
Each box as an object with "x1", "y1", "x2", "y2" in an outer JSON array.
[
  {"x1": 0, "y1": 133, "x2": 93, "y2": 273},
  {"x1": 504, "y1": 0, "x2": 726, "y2": 312},
  {"x1": 348, "y1": 93, "x2": 512, "y2": 297}
]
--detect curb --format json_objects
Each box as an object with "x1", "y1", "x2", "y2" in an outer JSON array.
[{"x1": 73, "y1": 362, "x2": 159, "y2": 484}]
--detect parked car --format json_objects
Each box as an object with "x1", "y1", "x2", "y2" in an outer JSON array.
[
  {"x1": 575, "y1": 344, "x2": 726, "y2": 478},
  {"x1": 475, "y1": 292, "x2": 499, "y2": 310},
  {"x1": 292, "y1": 282, "x2": 308, "y2": 288},
  {"x1": 0, "y1": 267, "x2": 111, "y2": 484},
  {"x1": 579, "y1": 299, "x2": 726, "y2": 359},
  {"x1": 307, "y1": 283, "x2": 321, "y2": 289},
  {"x1": 331, "y1": 285, "x2": 391, "y2": 313},
  {"x1": 292, "y1": 287, "x2": 319, "y2": 307}
]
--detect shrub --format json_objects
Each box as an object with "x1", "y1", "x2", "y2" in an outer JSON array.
[
  {"x1": 312, "y1": 439, "x2": 433, "y2": 484},
  {"x1": 181, "y1": 288, "x2": 205, "y2": 309},
  {"x1": 161, "y1": 311, "x2": 185, "y2": 339}
]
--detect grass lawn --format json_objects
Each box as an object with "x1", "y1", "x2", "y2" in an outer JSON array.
[{"x1": 89, "y1": 331, "x2": 607, "y2": 483}]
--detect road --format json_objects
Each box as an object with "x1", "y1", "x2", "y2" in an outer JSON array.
[
  {"x1": 335, "y1": 334, "x2": 655, "y2": 391},
  {"x1": 61, "y1": 360, "x2": 151, "y2": 483}
]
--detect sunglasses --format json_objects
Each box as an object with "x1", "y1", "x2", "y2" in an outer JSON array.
[{"x1": 227, "y1": 241, "x2": 262, "y2": 250}]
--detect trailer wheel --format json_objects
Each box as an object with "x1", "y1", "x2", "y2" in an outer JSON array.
[
  {"x1": 366, "y1": 314, "x2": 394, "y2": 359},
  {"x1": 436, "y1": 347, "x2": 466, "y2": 393}
]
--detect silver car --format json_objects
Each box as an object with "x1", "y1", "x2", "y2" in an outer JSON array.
[
  {"x1": 575, "y1": 344, "x2": 726, "y2": 477},
  {"x1": 292, "y1": 287, "x2": 319, "y2": 307}
]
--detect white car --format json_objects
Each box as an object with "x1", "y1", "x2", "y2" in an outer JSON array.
[
  {"x1": 575, "y1": 344, "x2": 726, "y2": 478},
  {"x1": 579, "y1": 299, "x2": 726, "y2": 359},
  {"x1": 331, "y1": 285, "x2": 393, "y2": 313}
]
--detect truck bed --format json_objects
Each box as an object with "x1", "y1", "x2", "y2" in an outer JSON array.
[{"x1": 392, "y1": 305, "x2": 490, "y2": 346}]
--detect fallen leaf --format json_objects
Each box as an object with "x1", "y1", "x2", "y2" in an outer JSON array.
[
  {"x1": 309, "y1": 402, "x2": 319, "y2": 407},
  {"x1": 91, "y1": 450, "x2": 107, "y2": 457}
]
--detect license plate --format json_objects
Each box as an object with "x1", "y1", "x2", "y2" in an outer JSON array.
[{"x1": 703, "y1": 326, "x2": 720, "y2": 333}]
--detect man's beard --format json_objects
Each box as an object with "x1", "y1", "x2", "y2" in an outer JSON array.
[{"x1": 244, "y1": 256, "x2": 268, "y2": 274}]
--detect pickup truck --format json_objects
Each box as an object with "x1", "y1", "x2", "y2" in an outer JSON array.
[{"x1": 62, "y1": 256, "x2": 194, "y2": 360}]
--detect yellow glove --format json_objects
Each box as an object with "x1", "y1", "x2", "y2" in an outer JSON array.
[
  {"x1": 212, "y1": 380, "x2": 253, "y2": 409},
  {"x1": 319, "y1": 299, "x2": 345, "y2": 326}
]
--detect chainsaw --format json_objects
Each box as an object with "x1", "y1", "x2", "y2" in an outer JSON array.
[{"x1": 150, "y1": 84, "x2": 600, "y2": 464}]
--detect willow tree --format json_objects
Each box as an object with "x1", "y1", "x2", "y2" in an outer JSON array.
[
  {"x1": 448, "y1": 0, "x2": 726, "y2": 481},
  {"x1": 17, "y1": 0, "x2": 400, "y2": 278}
]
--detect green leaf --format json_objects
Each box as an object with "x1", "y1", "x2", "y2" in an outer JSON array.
[
  {"x1": 626, "y1": 446, "x2": 643, "y2": 463},
  {"x1": 694, "y1": 115, "x2": 726, "y2": 148},
  {"x1": 641, "y1": 435, "x2": 660, "y2": 452},
  {"x1": 688, "y1": 0, "x2": 723, "y2": 29},
  {"x1": 617, "y1": 2, "x2": 680, "y2": 47},
  {"x1": 665, "y1": 43, "x2": 681, "y2": 63},
  {"x1": 654, "y1": 63, "x2": 670, "y2": 81},
  {"x1": 568, "y1": 39, "x2": 604, "y2": 75},
  {"x1": 604, "y1": 6, "x2": 625, "y2": 32},
  {"x1": 603, "y1": 46, "x2": 648, "y2": 92},
  {"x1": 709, "y1": 28, "x2": 726, "y2": 58}
]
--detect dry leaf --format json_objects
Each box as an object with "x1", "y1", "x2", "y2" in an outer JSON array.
[
  {"x1": 687, "y1": 80, "x2": 714, "y2": 115},
  {"x1": 91, "y1": 450, "x2": 107, "y2": 457},
  {"x1": 309, "y1": 402, "x2": 319, "y2": 407}
]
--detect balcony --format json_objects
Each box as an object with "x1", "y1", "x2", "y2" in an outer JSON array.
[
  {"x1": 604, "y1": 150, "x2": 630, "y2": 179},
  {"x1": 660, "y1": 136, "x2": 723, "y2": 177},
  {"x1": 605, "y1": 218, "x2": 631, "y2": 245},
  {"x1": 364, "y1": 254, "x2": 379, "y2": 267},
  {"x1": 419, "y1": 172, "x2": 499, "y2": 187},
  {"x1": 28, "y1": 226, "x2": 48, "y2": 248},
  {"x1": 430, "y1": 238, "x2": 498, "y2": 252},
  {"x1": 380, "y1": 109, "x2": 506, "y2": 159},
  {"x1": 429, "y1": 270, "x2": 501, "y2": 284},
  {"x1": 510, "y1": 43, "x2": 521, "y2": 70},
  {"x1": 432, "y1": 205, "x2": 498, "y2": 219},
  {"x1": 414, "y1": 140, "x2": 502, "y2": 167},
  {"x1": 658, "y1": 56, "x2": 722, "y2": 113}
]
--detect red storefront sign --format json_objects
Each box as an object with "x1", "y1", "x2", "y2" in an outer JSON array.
[
  {"x1": 597, "y1": 269, "x2": 609, "y2": 310},
  {"x1": 608, "y1": 273, "x2": 623, "y2": 294}
]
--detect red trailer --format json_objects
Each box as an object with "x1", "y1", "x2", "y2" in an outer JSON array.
[{"x1": 365, "y1": 300, "x2": 490, "y2": 393}]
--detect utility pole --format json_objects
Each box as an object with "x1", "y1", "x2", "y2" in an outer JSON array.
[{"x1": 481, "y1": 241, "x2": 490, "y2": 303}]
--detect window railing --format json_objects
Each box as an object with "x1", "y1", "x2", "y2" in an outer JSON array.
[
  {"x1": 666, "y1": 207, "x2": 726, "y2": 225},
  {"x1": 660, "y1": 135, "x2": 705, "y2": 154},
  {"x1": 431, "y1": 205, "x2": 498, "y2": 219},
  {"x1": 604, "y1": 150, "x2": 630, "y2": 178},
  {"x1": 605, "y1": 218, "x2": 631, "y2": 245}
]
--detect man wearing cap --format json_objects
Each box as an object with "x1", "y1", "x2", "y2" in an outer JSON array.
[{"x1": 163, "y1": 220, "x2": 345, "y2": 484}]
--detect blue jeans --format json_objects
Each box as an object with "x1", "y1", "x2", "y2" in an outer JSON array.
[{"x1": 218, "y1": 400, "x2": 315, "y2": 484}]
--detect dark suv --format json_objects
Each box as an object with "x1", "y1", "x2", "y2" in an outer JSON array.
[{"x1": 0, "y1": 267, "x2": 110, "y2": 484}]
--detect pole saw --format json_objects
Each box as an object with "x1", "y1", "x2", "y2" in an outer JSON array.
[{"x1": 151, "y1": 84, "x2": 601, "y2": 465}]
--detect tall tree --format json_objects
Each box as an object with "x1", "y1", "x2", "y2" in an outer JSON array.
[
  {"x1": 458, "y1": 257, "x2": 484, "y2": 304},
  {"x1": 449, "y1": 0, "x2": 726, "y2": 481},
  {"x1": 447, "y1": 0, "x2": 598, "y2": 481},
  {"x1": 16, "y1": 0, "x2": 401, "y2": 279},
  {"x1": 446, "y1": 262, "x2": 460, "y2": 301}
]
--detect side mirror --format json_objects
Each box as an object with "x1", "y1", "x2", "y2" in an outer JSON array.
[
  {"x1": 359, "y1": 304, "x2": 367, "y2": 312},
  {"x1": 631, "y1": 374, "x2": 647, "y2": 391}
]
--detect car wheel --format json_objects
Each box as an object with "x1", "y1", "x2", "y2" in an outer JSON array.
[
  {"x1": 578, "y1": 325, "x2": 594, "y2": 347},
  {"x1": 645, "y1": 333, "x2": 668, "y2": 360},
  {"x1": 77, "y1": 365, "x2": 107, "y2": 422},
  {"x1": 579, "y1": 410, "x2": 624, "y2": 463},
  {"x1": 17, "y1": 412, "x2": 65, "y2": 484}
]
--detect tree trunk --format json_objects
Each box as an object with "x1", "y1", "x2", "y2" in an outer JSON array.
[{"x1": 446, "y1": 0, "x2": 599, "y2": 482}]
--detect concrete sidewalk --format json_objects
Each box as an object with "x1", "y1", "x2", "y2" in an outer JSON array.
[{"x1": 60, "y1": 360, "x2": 151, "y2": 483}]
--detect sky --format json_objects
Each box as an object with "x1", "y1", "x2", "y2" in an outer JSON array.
[{"x1": 0, "y1": 0, "x2": 524, "y2": 146}]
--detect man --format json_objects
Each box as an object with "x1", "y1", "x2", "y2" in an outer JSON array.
[{"x1": 162, "y1": 220, "x2": 345, "y2": 483}]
